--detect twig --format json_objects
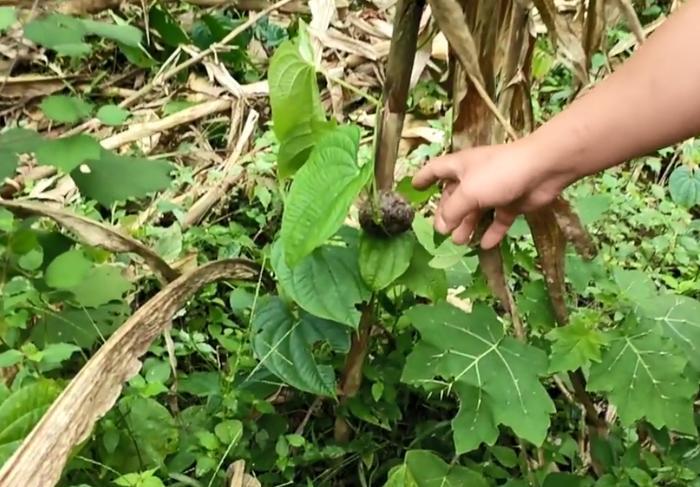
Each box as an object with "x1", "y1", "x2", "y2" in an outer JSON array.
[
  {"x1": 119, "y1": 0, "x2": 295, "y2": 109},
  {"x1": 181, "y1": 109, "x2": 259, "y2": 229},
  {"x1": 102, "y1": 99, "x2": 232, "y2": 150},
  {"x1": 295, "y1": 396, "x2": 323, "y2": 435}
]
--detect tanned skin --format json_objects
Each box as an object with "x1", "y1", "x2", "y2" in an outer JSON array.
[{"x1": 412, "y1": 1, "x2": 700, "y2": 248}]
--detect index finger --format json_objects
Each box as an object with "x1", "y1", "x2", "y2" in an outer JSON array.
[{"x1": 412, "y1": 152, "x2": 463, "y2": 190}]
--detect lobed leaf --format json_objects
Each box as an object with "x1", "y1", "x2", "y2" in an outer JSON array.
[
  {"x1": 588, "y1": 328, "x2": 696, "y2": 434},
  {"x1": 402, "y1": 302, "x2": 555, "y2": 453}
]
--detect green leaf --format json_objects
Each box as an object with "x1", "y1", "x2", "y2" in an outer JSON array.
[
  {"x1": 35, "y1": 134, "x2": 101, "y2": 172},
  {"x1": 411, "y1": 215, "x2": 470, "y2": 269},
  {"x1": 280, "y1": 125, "x2": 371, "y2": 266},
  {"x1": 489, "y1": 445, "x2": 519, "y2": 468},
  {"x1": 149, "y1": 5, "x2": 189, "y2": 47},
  {"x1": 272, "y1": 240, "x2": 370, "y2": 328},
  {"x1": 80, "y1": 19, "x2": 142, "y2": 47},
  {"x1": 268, "y1": 37, "x2": 325, "y2": 140},
  {"x1": 96, "y1": 105, "x2": 130, "y2": 126},
  {"x1": 107, "y1": 396, "x2": 179, "y2": 472},
  {"x1": 277, "y1": 120, "x2": 335, "y2": 178},
  {"x1": 0, "y1": 150, "x2": 18, "y2": 180},
  {"x1": 252, "y1": 296, "x2": 350, "y2": 396},
  {"x1": 669, "y1": 166, "x2": 700, "y2": 208},
  {"x1": 45, "y1": 250, "x2": 92, "y2": 289},
  {"x1": 386, "y1": 450, "x2": 488, "y2": 487},
  {"x1": 517, "y1": 280, "x2": 556, "y2": 331},
  {"x1": 547, "y1": 315, "x2": 607, "y2": 373},
  {"x1": 637, "y1": 295, "x2": 700, "y2": 372},
  {"x1": 359, "y1": 233, "x2": 415, "y2": 291},
  {"x1": 396, "y1": 245, "x2": 448, "y2": 301},
  {"x1": 179, "y1": 372, "x2": 221, "y2": 397},
  {"x1": 40, "y1": 95, "x2": 93, "y2": 124},
  {"x1": 68, "y1": 265, "x2": 131, "y2": 307},
  {"x1": 0, "y1": 128, "x2": 43, "y2": 154},
  {"x1": 543, "y1": 473, "x2": 592, "y2": 487},
  {"x1": 118, "y1": 42, "x2": 157, "y2": 68},
  {"x1": 588, "y1": 329, "x2": 697, "y2": 434},
  {"x1": 32, "y1": 303, "x2": 129, "y2": 349},
  {"x1": 115, "y1": 470, "x2": 165, "y2": 487},
  {"x1": 71, "y1": 150, "x2": 173, "y2": 206},
  {"x1": 0, "y1": 380, "x2": 62, "y2": 465},
  {"x1": 402, "y1": 303, "x2": 555, "y2": 453},
  {"x1": 614, "y1": 269, "x2": 656, "y2": 303},
  {"x1": 0, "y1": 7, "x2": 16, "y2": 33},
  {"x1": 575, "y1": 194, "x2": 611, "y2": 226},
  {"x1": 23, "y1": 14, "x2": 88, "y2": 56},
  {"x1": 39, "y1": 342, "x2": 80, "y2": 365},
  {"x1": 214, "y1": 419, "x2": 243, "y2": 445},
  {"x1": 0, "y1": 208, "x2": 13, "y2": 232},
  {"x1": 396, "y1": 176, "x2": 438, "y2": 206},
  {"x1": 0, "y1": 350, "x2": 23, "y2": 367}
]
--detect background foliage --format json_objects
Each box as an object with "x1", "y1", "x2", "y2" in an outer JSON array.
[{"x1": 0, "y1": 0, "x2": 699, "y2": 486}]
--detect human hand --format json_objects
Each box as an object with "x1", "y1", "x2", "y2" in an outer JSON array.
[{"x1": 412, "y1": 139, "x2": 574, "y2": 249}]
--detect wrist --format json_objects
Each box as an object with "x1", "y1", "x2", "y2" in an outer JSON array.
[{"x1": 519, "y1": 122, "x2": 588, "y2": 191}]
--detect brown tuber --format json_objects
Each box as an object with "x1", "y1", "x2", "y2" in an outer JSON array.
[{"x1": 359, "y1": 190, "x2": 415, "y2": 237}]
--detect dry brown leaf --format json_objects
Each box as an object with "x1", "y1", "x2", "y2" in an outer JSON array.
[
  {"x1": 0, "y1": 75, "x2": 73, "y2": 99},
  {"x1": 312, "y1": 27, "x2": 381, "y2": 60},
  {"x1": 0, "y1": 198, "x2": 180, "y2": 282},
  {"x1": 526, "y1": 208, "x2": 568, "y2": 325},
  {"x1": 428, "y1": 0, "x2": 518, "y2": 140},
  {"x1": 532, "y1": 0, "x2": 588, "y2": 83},
  {"x1": 551, "y1": 197, "x2": 597, "y2": 260},
  {"x1": 0, "y1": 259, "x2": 260, "y2": 486},
  {"x1": 228, "y1": 460, "x2": 262, "y2": 487},
  {"x1": 615, "y1": 0, "x2": 645, "y2": 44}
]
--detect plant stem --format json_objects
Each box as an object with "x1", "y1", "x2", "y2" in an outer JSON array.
[{"x1": 373, "y1": 0, "x2": 425, "y2": 190}]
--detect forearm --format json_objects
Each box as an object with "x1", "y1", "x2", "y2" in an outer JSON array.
[{"x1": 529, "y1": 0, "x2": 700, "y2": 184}]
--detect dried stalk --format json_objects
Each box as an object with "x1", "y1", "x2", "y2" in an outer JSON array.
[
  {"x1": 616, "y1": 0, "x2": 646, "y2": 45},
  {"x1": 102, "y1": 99, "x2": 232, "y2": 150},
  {"x1": 374, "y1": 0, "x2": 425, "y2": 190},
  {"x1": 181, "y1": 109, "x2": 259, "y2": 228},
  {"x1": 0, "y1": 260, "x2": 260, "y2": 486},
  {"x1": 0, "y1": 198, "x2": 179, "y2": 282},
  {"x1": 120, "y1": 0, "x2": 295, "y2": 109}
]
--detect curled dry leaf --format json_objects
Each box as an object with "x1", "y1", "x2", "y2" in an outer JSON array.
[
  {"x1": 525, "y1": 208, "x2": 568, "y2": 325},
  {"x1": 0, "y1": 198, "x2": 180, "y2": 282},
  {"x1": 532, "y1": 0, "x2": 588, "y2": 83},
  {"x1": 427, "y1": 0, "x2": 518, "y2": 140},
  {"x1": 551, "y1": 197, "x2": 597, "y2": 260},
  {"x1": 615, "y1": 0, "x2": 645, "y2": 44},
  {"x1": 228, "y1": 459, "x2": 262, "y2": 487},
  {"x1": 0, "y1": 259, "x2": 260, "y2": 487}
]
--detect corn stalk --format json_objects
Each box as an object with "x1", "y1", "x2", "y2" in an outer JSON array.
[{"x1": 428, "y1": 0, "x2": 633, "y2": 467}]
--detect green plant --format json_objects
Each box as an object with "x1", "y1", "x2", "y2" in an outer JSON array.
[{"x1": 1, "y1": 1, "x2": 700, "y2": 486}]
